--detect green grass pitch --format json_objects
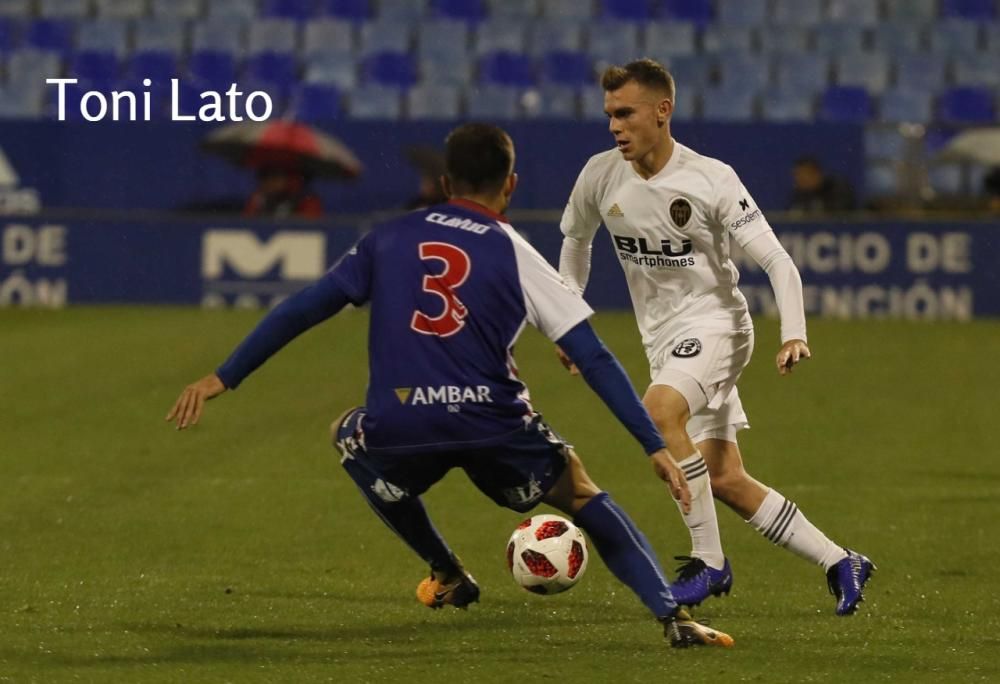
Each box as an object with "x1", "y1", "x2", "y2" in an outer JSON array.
[{"x1": 1, "y1": 307, "x2": 998, "y2": 682}]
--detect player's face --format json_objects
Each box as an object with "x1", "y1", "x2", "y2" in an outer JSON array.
[{"x1": 604, "y1": 82, "x2": 672, "y2": 162}]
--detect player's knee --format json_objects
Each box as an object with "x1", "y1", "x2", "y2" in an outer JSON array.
[{"x1": 708, "y1": 466, "x2": 748, "y2": 504}]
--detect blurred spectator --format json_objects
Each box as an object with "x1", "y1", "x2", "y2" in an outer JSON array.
[
  {"x1": 404, "y1": 145, "x2": 448, "y2": 210},
  {"x1": 788, "y1": 157, "x2": 856, "y2": 214},
  {"x1": 244, "y1": 167, "x2": 324, "y2": 218},
  {"x1": 983, "y1": 167, "x2": 1000, "y2": 213}
]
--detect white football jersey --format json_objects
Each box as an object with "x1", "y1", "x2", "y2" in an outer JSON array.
[{"x1": 560, "y1": 142, "x2": 772, "y2": 358}]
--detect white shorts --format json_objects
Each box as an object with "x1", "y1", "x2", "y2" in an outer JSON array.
[{"x1": 649, "y1": 328, "x2": 754, "y2": 443}]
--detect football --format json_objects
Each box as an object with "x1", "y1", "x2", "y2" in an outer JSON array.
[{"x1": 506, "y1": 514, "x2": 589, "y2": 594}]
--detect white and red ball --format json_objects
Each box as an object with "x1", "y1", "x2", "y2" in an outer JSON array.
[{"x1": 506, "y1": 514, "x2": 588, "y2": 594}]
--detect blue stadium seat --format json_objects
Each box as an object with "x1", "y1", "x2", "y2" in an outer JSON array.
[
  {"x1": 541, "y1": 50, "x2": 592, "y2": 87},
  {"x1": 664, "y1": 54, "x2": 711, "y2": 89},
  {"x1": 321, "y1": 0, "x2": 371, "y2": 21},
  {"x1": 359, "y1": 19, "x2": 411, "y2": 55},
  {"x1": 7, "y1": 49, "x2": 63, "y2": 87},
  {"x1": 757, "y1": 26, "x2": 811, "y2": 54},
  {"x1": 94, "y1": 0, "x2": 147, "y2": 18},
  {"x1": 419, "y1": 51, "x2": 472, "y2": 85},
  {"x1": 76, "y1": 19, "x2": 128, "y2": 56},
  {"x1": 0, "y1": 17, "x2": 16, "y2": 54},
  {"x1": 814, "y1": 24, "x2": 866, "y2": 55},
  {"x1": 246, "y1": 52, "x2": 298, "y2": 90},
  {"x1": 248, "y1": 19, "x2": 298, "y2": 55},
  {"x1": 479, "y1": 50, "x2": 534, "y2": 86},
  {"x1": 191, "y1": 20, "x2": 246, "y2": 55},
  {"x1": 527, "y1": 19, "x2": 582, "y2": 55},
  {"x1": 291, "y1": 82, "x2": 342, "y2": 121},
  {"x1": 365, "y1": 50, "x2": 417, "y2": 87},
  {"x1": 865, "y1": 126, "x2": 906, "y2": 160},
  {"x1": 820, "y1": 86, "x2": 872, "y2": 122},
  {"x1": 825, "y1": 0, "x2": 879, "y2": 25},
  {"x1": 526, "y1": 83, "x2": 579, "y2": 118},
  {"x1": 587, "y1": 22, "x2": 641, "y2": 67},
  {"x1": 433, "y1": 0, "x2": 486, "y2": 22},
  {"x1": 871, "y1": 24, "x2": 924, "y2": 54},
  {"x1": 151, "y1": 0, "x2": 201, "y2": 18},
  {"x1": 406, "y1": 83, "x2": 461, "y2": 118},
  {"x1": 836, "y1": 53, "x2": 890, "y2": 93},
  {"x1": 466, "y1": 84, "x2": 521, "y2": 118},
  {"x1": 486, "y1": 0, "x2": 537, "y2": 19},
  {"x1": 716, "y1": 52, "x2": 770, "y2": 91},
  {"x1": 70, "y1": 49, "x2": 119, "y2": 81},
  {"x1": 416, "y1": 19, "x2": 469, "y2": 59},
  {"x1": 0, "y1": 81, "x2": 45, "y2": 118},
  {"x1": 128, "y1": 49, "x2": 177, "y2": 82},
  {"x1": 775, "y1": 53, "x2": 829, "y2": 91},
  {"x1": 541, "y1": 0, "x2": 593, "y2": 20},
  {"x1": 188, "y1": 50, "x2": 237, "y2": 87},
  {"x1": 304, "y1": 51, "x2": 357, "y2": 88},
  {"x1": 0, "y1": 0, "x2": 32, "y2": 17},
  {"x1": 894, "y1": 53, "x2": 946, "y2": 92},
  {"x1": 263, "y1": 0, "x2": 318, "y2": 20},
  {"x1": 39, "y1": 0, "x2": 91, "y2": 18},
  {"x1": 941, "y1": 0, "x2": 996, "y2": 20},
  {"x1": 303, "y1": 19, "x2": 354, "y2": 56},
  {"x1": 376, "y1": 0, "x2": 426, "y2": 20},
  {"x1": 928, "y1": 164, "x2": 964, "y2": 195},
  {"x1": 879, "y1": 88, "x2": 932, "y2": 123},
  {"x1": 644, "y1": 22, "x2": 697, "y2": 58},
  {"x1": 660, "y1": 0, "x2": 713, "y2": 25},
  {"x1": 716, "y1": 0, "x2": 767, "y2": 25},
  {"x1": 348, "y1": 85, "x2": 402, "y2": 118},
  {"x1": 601, "y1": 0, "x2": 652, "y2": 22},
  {"x1": 135, "y1": 17, "x2": 186, "y2": 53},
  {"x1": 865, "y1": 164, "x2": 899, "y2": 197},
  {"x1": 939, "y1": 86, "x2": 996, "y2": 123},
  {"x1": 772, "y1": 0, "x2": 822, "y2": 25},
  {"x1": 701, "y1": 85, "x2": 756, "y2": 121},
  {"x1": 474, "y1": 18, "x2": 526, "y2": 55},
  {"x1": 206, "y1": 0, "x2": 256, "y2": 20},
  {"x1": 929, "y1": 20, "x2": 983, "y2": 55},
  {"x1": 952, "y1": 53, "x2": 1000, "y2": 87},
  {"x1": 760, "y1": 86, "x2": 815, "y2": 121},
  {"x1": 702, "y1": 25, "x2": 755, "y2": 53},
  {"x1": 884, "y1": 0, "x2": 936, "y2": 20},
  {"x1": 26, "y1": 19, "x2": 73, "y2": 54}
]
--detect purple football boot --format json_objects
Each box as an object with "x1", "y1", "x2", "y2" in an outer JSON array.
[
  {"x1": 826, "y1": 549, "x2": 876, "y2": 616},
  {"x1": 669, "y1": 556, "x2": 733, "y2": 607}
]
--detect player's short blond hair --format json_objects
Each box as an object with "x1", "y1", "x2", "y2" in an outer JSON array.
[{"x1": 601, "y1": 59, "x2": 675, "y2": 102}]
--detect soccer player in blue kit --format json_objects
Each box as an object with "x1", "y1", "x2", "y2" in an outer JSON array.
[{"x1": 167, "y1": 123, "x2": 733, "y2": 648}]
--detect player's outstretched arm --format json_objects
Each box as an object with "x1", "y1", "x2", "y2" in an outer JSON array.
[{"x1": 166, "y1": 373, "x2": 226, "y2": 430}]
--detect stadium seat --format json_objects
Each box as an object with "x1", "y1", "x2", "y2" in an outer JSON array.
[
  {"x1": 825, "y1": 0, "x2": 879, "y2": 25},
  {"x1": 304, "y1": 51, "x2": 357, "y2": 88},
  {"x1": 879, "y1": 88, "x2": 932, "y2": 123},
  {"x1": 928, "y1": 163, "x2": 964, "y2": 195},
  {"x1": 814, "y1": 24, "x2": 866, "y2": 55},
  {"x1": 206, "y1": 0, "x2": 257, "y2": 20},
  {"x1": 884, "y1": 0, "x2": 936, "y2": 21},
  {"x1": 643, "y1": 22, "x2": 697, "y2": 58},
  {"x1": 819, "y1": 86, "x2": 872, "y2": 122},
  {"x1": 772, "y1": 0, "x2": 822, "y2": 25},
  {"x1": 433, "y1": 0, "x2": 486, "y2": 22},
  {"x1": 716, "y1": 52, "x2": 771, "y2": 91},
  {"x1": 865, "y1": 126, "x2": 906, "y2": 160},
  {"x1": 419, "y1": 51, "x2": 472, "y2": 85},
  {"x1": 540, "y1": 0, "x2": 593, "y2": 21},
  {"x1": 716, "y1": 0, "x2": 767, "y2": 25},
  {"x1": 0, "y1": 0, "x2": 32, "y2": 17},
  {"x1": 321, "y1": 0, "x2": 372, "y2": 21},
  {"x1": 291, "y1": 82, "x2": 342, "y2": 121},
  {"x1": 540, "y1": 50, "x2": 592, "y2": 87},
  {"x1": 417, "y1": 18, "x2": 470, "y2": 59},
  {"x1": 70, "y1": 49, "x2": 119, "y2": 81},
  {"x1": 365, "y1": 51, "x2": 417, "y2": 88},
  {"x1": 894, "y1": 53, "x2": 947, "y2": 92},
  {"x1": 836, "y1": 53, "x2": 890, "y2": 93},
  {"x1": 188, "y1": 50, "x2": 237, "y2": 87},
  {"x1": 248, "y1": 19, "x2": 298, "y2": 55},
  {"x1": 263, "y1": 0, "x2": 318, "y2": 20},
  {"x1": 760, "y1": 86, "x2": 815, "y2": 121},
  {"x1": 474, "y1": 18, "x2": 526, "y2": 55},
  {"x1": 865, "y1": 164, "x2": 899, "y2": 197},
  {"x1": 245, "y1": 51, "x2": 298, "y2": 93},
  {"x1": 76, "y1": 18, "x2": 128, "y2": 56},
  {"x1": 0, "y1": 81, "x2": 45, "y2": 118},
  {"x1": 479, "y1": 50, "x2": 534, "y2": 86},
  {"x1": 938, "y1": 86, "x2": 996, "y2": 124},
  {"x1": 128, "y1": 49, "x2": 177, "y2": 82},
  {"x1": 941, "y1": 0, "x2": 996, "y2": 20},
  {"x1": 701, "y1": 25, "x2": 755, "y2": 54},
  {"x1": 406, "y1": 83, "x2": 461, "y2": 118},
  {"x1": 191, "y1": 20, "x2": 246, "y2": 55},
  {"x1": 871, "y1": 24, "x2": 924, "y2": 54},
  {"x1": 376, "y1": 0, "x2": 426, "y2": 20},
  {"x1": 466, "y1": 84, "x2": 521, "y2": 118},
  {"x1": 0, "y1": 17, "x2": 16, "y2": 54},
  {"x1": 985, "y1": 23, "x2": 1000, "y2": 52},
  {"x1": 523, "y1": 84, "x2": 578, "y2": 118},
  {"x1": 660, "y1": 0, "x2": 713, "y2": 25},
  {"x1": 701, "y1": 85, "x2": 756, "y2": 121},
  {"x1": 671, "y1": 87, "x2": 696, "y2": 119},
  {"x1": 347, "y1": 84, "x2": 402, "y2": 118},
  {"x1": 25, "y1": 19, "x2": 73, "y2": 55},
  {"x1": 134, "y1": 17, "x2": 186, "y2": 53},
  {"x1": 775, "y1": 53, "x2": 829, "y2": 91},
  {"x1": 929, "y1": 20, "x2": 983, "y2": 55},
  {"x1": 952, "y1": 53, "x2": 1000, "y2": 87},
  {"x1": 359, "y1": 19, "x2": 411, "y2": 55},
  {"x1": 526, "y1": 18, "x2": 581, "y2": 55},
  {"x1": 94, "y1": 0, "x2": 147, "y2": 18},
  {"x1": 664, "y1": 54, "x2": 711, "y2": 89},
  {"x1": 587, "y1": 22, "x2": 641, "y2": 67},
  {"x1": 580, "y1": 86, "x2": 606, "y2": 120},
  {"x1": 757, "y1": 26, "x2": 811, "y2": 54},
  {"x1": 151, "y1": 0, "x2": 201, "y2": 18},
  {"x1": 486, "y1": 0, "x2": 537, "y2": 19},
  {"x1": 39, "y1": 0, "x2": 91, "y2": 18},
  {"x1": 601, "y1": 0, "x2": 652, "y2": 22},
  {"x1": 303, "y1": 19, "x2": 354, "y2": 57}
]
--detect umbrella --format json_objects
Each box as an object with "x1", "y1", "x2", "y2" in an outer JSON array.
[
  {"x1": 937, "y1": 127, "x2": 1000, "y2": 166},
  {"x1": 201, "y1": 120, "x2": 363, "y2": 179}
]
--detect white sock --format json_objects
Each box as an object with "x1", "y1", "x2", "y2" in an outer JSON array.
[
  {"x1": 747, "y1": 488, "x2": 848, "y2": 570},
  {"x1": 674, "y1": 452, "x2": 725, "y2": 569}
]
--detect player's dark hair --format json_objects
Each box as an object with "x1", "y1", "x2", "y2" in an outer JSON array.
[
  {"x1": 444, "y1": 123, "x2": 514, "y2": 195},
  {"x1": 601, "y1": 59, "x2": 675, "y2": 101}
]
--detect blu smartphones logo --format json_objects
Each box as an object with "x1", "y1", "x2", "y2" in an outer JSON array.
[{"x1": 46, "y1": 78, "x2": 273, "y2": 122}]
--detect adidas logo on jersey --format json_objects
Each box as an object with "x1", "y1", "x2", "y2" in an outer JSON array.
[
  {"x1": 395, "y1": 385, "x2": 494, "y2": 406},
  {"x1": 607, "y1": 203, "x2": 624, "y2": 217}
]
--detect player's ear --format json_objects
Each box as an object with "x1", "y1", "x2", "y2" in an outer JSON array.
[
  {"x1": 505, "y1": 173, "x2": 518, "y2": 198},
  {"x1": 658, "y1": 98, "x2": 673, "y2": 126},
  {"x1": 440, "y1": 175, "x2": 453, "y2": 198}
]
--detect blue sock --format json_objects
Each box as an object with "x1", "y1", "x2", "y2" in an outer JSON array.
[{"x1": 574, "y1": 492, "x2": 678, "y2": 618}]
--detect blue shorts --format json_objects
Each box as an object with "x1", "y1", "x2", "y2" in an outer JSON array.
[{"x1": 334, "y1": 408, "x2": 570, "y2": 513}]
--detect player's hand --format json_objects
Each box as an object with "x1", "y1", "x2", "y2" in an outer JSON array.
[
  {"x1": 650, "y1": 448, "x2": 691, "y2": 514},
  {"x1": 776, "y1": 339, "x2": 811, "y2": 376},
  {"x1": 166, "y1": 373, "x2": 227, "y2": 430},
  {"x1": 555, "y1": 345, "x2": 580, "y2": 376}
]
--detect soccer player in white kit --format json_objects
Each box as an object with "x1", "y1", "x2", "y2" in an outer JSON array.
[{"x1": 558, "y1": 59, "x2": 874, "y2": 615}]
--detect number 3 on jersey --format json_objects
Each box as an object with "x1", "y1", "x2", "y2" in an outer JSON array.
[{"x1": 411, "y1": 241, "x2": 470, "y2": 337}]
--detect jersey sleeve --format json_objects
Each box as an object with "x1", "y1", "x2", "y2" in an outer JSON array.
[
  {"x1": 559, "y1": 159, "x2": 603, "y2": 243},
  {"x1": 714, "y1": 164, "x2": 772, "y2": 248},
  {"x1": 504, "y1": 226, "x2": 594, "y2": 342},
  {"x1": 325, "y1": 231, "x2": 375, "y2": 305}
]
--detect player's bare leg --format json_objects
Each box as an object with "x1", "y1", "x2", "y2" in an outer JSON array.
[
  {"x1": 642, "y1": 384, "x2": 731, "y2": 607},
  {"x1": 544, "y1": 450, "x2": 733, "y2": 648}
]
